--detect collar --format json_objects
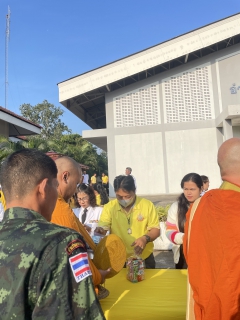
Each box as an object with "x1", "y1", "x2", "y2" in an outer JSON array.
[
  {"x1": 220, "y1": 181, "x2": 240, "y2": 193},
  {"x1": 3, "y1": 207, "x2": 46, "y2": 222},
  {"x1": 81, "y1": 206, "x2": 90, "y2": 212}
]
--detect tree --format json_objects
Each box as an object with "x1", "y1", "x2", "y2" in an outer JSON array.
[
  {"x1": 21, "y1": 137, "x2": 49, "y2": 152},
  {"x1": 0, "y1": 134, "x2": 108, "y2": 177},
  {"x1": 96, "y1": 151, "x2": 108, "y2": 176},
  {"x1": 0, "y1": 135, "x2": 24, "y2": 163},
  {"x1": 20, "y1": 100, "x2": 71, "y2": 140},
  {"x1": 47, "y1": 134, "x2": 99, "y2": 171}
]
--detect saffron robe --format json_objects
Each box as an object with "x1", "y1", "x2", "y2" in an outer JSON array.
[
  {"x1": 51, "y1": 196, "x2": 102, "y2": 286},
  {"x1": 184, "y1": 182, "x2": 240, "y2": 319}
]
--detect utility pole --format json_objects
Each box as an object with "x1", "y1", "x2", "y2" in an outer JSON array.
[{"x1": 5, "y1": 6, "x2": 10, "y2": 109}]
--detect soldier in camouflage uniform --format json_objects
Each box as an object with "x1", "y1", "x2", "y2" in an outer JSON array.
[{"x1": 0, "y1": 149, "x2": 105, "y2": 320}]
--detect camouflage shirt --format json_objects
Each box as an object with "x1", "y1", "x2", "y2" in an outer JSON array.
[{"x1": 0, "y1": 207, "x2": 106, "y2": 320}]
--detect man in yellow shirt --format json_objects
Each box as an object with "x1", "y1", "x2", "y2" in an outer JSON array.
[
  {"x1": 91, "y1": 173, "x2": 97, "y2": 187},
  {"x1": 101, "y1": 173, "x2": 109, "y2": 194},
  {"x1": 95, "y1": 175, "x2": 160, "y2": 268}
]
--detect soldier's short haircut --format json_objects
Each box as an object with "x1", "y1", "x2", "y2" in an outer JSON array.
[{"x1": 0, "y1": 149, "x2": 57, "y2": 202}]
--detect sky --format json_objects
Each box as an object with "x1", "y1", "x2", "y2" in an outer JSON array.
[{"x1": 0, "y1": 0, "x2": 240, "y2": 135}]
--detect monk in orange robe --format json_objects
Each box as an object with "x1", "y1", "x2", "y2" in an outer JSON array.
[
  {"x1": 50, "y1": 156, "x2": 110, "y2": 286},
  {"x1": 184, "y1": 138, "x2": 240, "y2": 319}
]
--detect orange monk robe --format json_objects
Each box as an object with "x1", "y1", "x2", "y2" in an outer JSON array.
[
  {"x1": 51, "y1": 196, "x2": 102, "y2": 286},
  {"x1": 184, "y1": 185, "x2": 240, "y2": 320}
]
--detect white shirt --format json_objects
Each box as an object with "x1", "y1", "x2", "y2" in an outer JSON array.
[
  {"x1": 0, "y1": 202, "x2": 4, "y2": 222},
  {"x1": 82, "y1": 174, "x2": 89, "y2": 184},
  {"x1": 166, "y1": 201, "x2": 184, "y2": 264},
  {"x1": 73, "y1": 206, "x2": 103, "y2": 236},
  {"x1": 73, "y1": 206, "x2": 103, "y2": 224}
]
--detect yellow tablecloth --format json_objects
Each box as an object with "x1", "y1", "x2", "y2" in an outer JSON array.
[{"x1": 100, "y1": 269, "x2": 187, "y2": 320}]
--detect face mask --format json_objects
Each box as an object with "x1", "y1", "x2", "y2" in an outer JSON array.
[{"x1": 118, "y1": 197, "x2": 135, "y2": 208}]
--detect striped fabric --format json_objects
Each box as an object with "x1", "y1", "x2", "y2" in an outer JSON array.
[
  {"x1": 165, "y1": 201, "x2": 184, "y2": 245},
  {"x1": 165, "y1": 221, "x2": 179, "y2": 244}
]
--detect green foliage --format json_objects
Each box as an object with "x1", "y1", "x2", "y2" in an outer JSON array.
[
  {"x1": 155, "y1": 204, "x2": 171, "y2": 222},
  {"x1": 2, "y1": 97, "x2": 108, "y2": 175},
  {"x1": 0, "y1": 135, "x2": 24, "y2": 163},
  {"x1": 96, "y1": 151, "x2": 108, "y2": 176},
  {"x1": 44, "y1": 134, "x2": 98, "y2": 171},
  {"x1": 25, "y1": 134, "x2": 108, "y2": 175},
  {"x1": 20, "y1": 100, "x2": 71, "y2": 140}
]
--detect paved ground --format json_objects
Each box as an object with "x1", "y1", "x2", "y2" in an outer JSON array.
[
  {"x1": 147, "y1": 195, "x2": 177, "y2": 268},
  {"x1": 154, "y1": 250, "x2": 175, "y2": 269},
  {"x1": 141, "y1": 193, "x2": 179, "y2": 207}
]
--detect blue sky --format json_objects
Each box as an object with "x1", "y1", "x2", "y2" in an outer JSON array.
[{"x1": 0, "y1": 1, "x2": 239, "y2": 135}]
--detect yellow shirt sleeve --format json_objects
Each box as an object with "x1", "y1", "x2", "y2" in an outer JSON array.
[
  {"x1": 146, "y1": 201, "x2": 160, "y2": 230},
  {"x1": 0, "y1": 191, "x2": 6, "y2": 210},
  {"x1": 98, "y1": 205, "x2": 111, "y2": 231}
]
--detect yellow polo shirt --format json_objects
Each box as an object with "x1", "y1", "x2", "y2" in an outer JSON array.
[
  {"x1": 91, "y1": 176, "x2": 96, "y2": 184},
  {"x1": 102, "y1": 176, "x2": 108, "y2": 184},
  {"x1": 98, "y1": 196, "x2": 159, "y2": 260}
]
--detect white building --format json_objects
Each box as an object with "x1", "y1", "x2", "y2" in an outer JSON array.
[{"x1": 58, "y1": 13, "x2": 240, "y2": 196}]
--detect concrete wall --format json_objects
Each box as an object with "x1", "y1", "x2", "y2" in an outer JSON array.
[
  {"x1": 102, "y1": 45, "x2": 240, "y2": 196},
  {"x1": 233, "y1": 126, "x2": 240, "y2": 138},
  {"x1": 115, "y1": 132, "x2": 165, "y2": 195},
  {"x1": 216, "y1": 51, "x2": 240, "y2": 112},
  {"x1": 165, "y1": 128, "x2": 221, "y2": 193}
]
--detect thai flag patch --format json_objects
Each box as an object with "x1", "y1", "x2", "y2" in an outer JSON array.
[{"x1": 69, "y1": 252, "x2": 92, "y2": 283}]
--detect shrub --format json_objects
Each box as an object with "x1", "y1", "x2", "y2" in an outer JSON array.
[{"x1": 155, "y1": 204, "x2": 171, "y2": 222}]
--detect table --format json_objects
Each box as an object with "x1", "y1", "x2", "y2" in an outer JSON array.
[{"x1": 100, "y1": 269, "x2": 187, "y2": 320}]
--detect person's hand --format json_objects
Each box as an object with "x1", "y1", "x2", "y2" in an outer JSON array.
[
  {"x1": 84, "y1": 224, "x2": 91, "y2": 233},
  {"x1": 94, "y1": 227, "x2": 107, "y2": 235},
  {"x1": 131, "y1": 236, "x2": 147, "y2": 256},
  {"x1": 99, "y1": 268, "x2": 111, "y2": 283}
]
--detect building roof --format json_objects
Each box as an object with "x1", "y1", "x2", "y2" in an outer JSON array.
[
  {"x1": 0, "y1": 106, "x2": 41, "y2": 136},
  {"x1": 58, "y1": 13, "x2": 240, "y2": 130}
]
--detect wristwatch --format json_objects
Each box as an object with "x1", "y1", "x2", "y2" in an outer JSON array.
[{"x1": 143, "y1": 235, "x2": 151, "y2": 243}]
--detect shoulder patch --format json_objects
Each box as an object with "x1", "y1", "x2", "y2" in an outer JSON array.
[
  {"x1": 66, "y1": 239, "x2": 85, "y2": 255},
  {"x1": 69, "y1": 252, "x2": 92, "y2": 283}
]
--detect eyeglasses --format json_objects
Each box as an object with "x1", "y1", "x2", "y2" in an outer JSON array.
[{"x1": 77, "y1": 196, "x2": 89, "y2": 202}]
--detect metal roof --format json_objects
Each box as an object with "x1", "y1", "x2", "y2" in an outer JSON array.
[{"x1": 58, "y1": 13, "x2": 240, "y2": 130}]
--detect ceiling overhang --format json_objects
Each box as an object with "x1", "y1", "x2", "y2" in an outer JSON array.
[
  {"x1": 58, "y1": 13, "x2": 240, "y2": 130},
  {"x1": 0, "y1": 108, "x2": 41, "y2": 137}
]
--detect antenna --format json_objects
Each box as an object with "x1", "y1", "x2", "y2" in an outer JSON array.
[{"x1": 5, "y1": 6, "x2": 10, "y2": 109}]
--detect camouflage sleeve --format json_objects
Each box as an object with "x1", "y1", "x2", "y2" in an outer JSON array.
[{"x1": 31, "y1": 233, "x2": 105, "y2": 320}]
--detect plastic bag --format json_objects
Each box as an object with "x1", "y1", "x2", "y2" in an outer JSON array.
[{"x1": 126, "y1": 256, "x2": 145, "y2": 283}]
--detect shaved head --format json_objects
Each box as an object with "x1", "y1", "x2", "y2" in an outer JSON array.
[
  {"x1": 217, "y1": 138, "x2": 240, "y2": 184},
  {"x1": 55, "y1": 156, "x2": 80, "y2": 175},
  {"x1": 55, "y1": 156, "x2": 82, "y2": 201}
]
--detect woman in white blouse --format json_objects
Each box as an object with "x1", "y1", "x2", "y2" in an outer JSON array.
[
  {"x1": 73, "y1": 184, "x2": 103, "y2": 235},
  {"x1": 165, "y1": 173, "x2": 203, "y2": 269}
]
